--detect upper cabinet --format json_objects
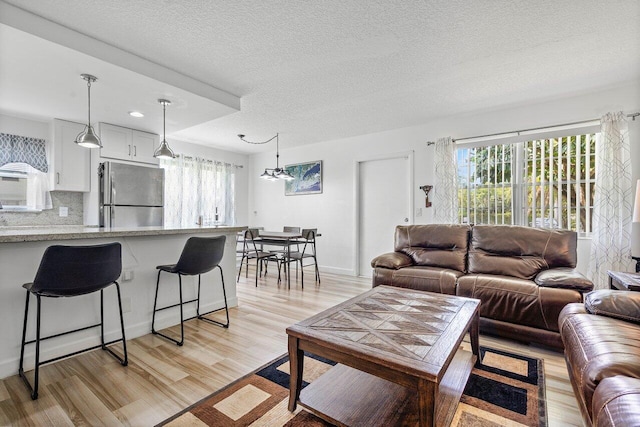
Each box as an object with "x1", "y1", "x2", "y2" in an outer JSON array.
[
  {"x1": 99, "y1": 123, "x2": 159, "y2": 165},
  {"x1": 50, "y1": 119, "x2": 91, "y2": 192}
]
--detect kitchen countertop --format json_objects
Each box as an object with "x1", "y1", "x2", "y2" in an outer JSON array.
[{"x1": 0, "y1": 225, "x2": 247, "y2": 243}]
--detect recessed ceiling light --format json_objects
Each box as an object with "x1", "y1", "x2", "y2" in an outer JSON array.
[{"x1": 129, "y1": 111, "x2": 144, "y2": 118}]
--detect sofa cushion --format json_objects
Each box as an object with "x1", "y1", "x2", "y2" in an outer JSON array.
[
  {"x1": 585, "y1": 290, "x2": 640, "y2": 325},
  {"x1": 468, "y1": 225, "x2": 577, "y2": 279},
  {"x1": 394, "y1": 224, "x2": 470, "y2": 272},
  {"x1": 559, "y1": 303, "x2": 640, "y2": 421},
  {"x1": 592, "y1": 376, "x2": 640, "y2": 427},
  {"x1": 387, "y1": 266, "x2": 460, "y2": 295},
  {"x1": 535, "y1": 267, "x2": 593, "y2": 292},
  {"x1": 457, "y1": 273, "x2": 582, "y2": 332}
]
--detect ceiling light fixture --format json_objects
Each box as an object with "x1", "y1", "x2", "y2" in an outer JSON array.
[
  {"x1": 154, "y1": 99, "x2": 176, "y2": 159},
  {"x1": 74, "y1": 74, "x2": 102, "y2": 148},
  {"x1": 238, "y1": 133, "x2": 294, "y2": 181},
  {"x1": 129, "y1": 111, "x2": 144, "y2": 118}
]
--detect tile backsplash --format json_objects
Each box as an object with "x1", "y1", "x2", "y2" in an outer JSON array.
[{"x1": 0, "y1": 191, "x2": 83, "y2": 226}]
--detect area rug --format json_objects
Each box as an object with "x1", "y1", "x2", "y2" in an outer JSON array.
[{"x1": 159, "y1": 346, "x2": 546, "y2": 427}]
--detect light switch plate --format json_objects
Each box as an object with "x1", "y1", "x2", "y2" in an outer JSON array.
[{"x1": 59, "y1": 206, "x2": 69, "y2": 217}]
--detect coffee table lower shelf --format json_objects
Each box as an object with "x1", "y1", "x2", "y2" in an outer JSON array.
[{"x1": 298, "y1": 349, "x2": 475, "y2": 427}]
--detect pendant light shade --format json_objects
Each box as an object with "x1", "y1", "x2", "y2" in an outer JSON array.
[
  {"x1": 238, "y1": 133, "x2": 294, "y2": 181},
  {"x1": 154, "y1": 99, "x2": 176, "y2": 159},
  {"x1": 75, "y1": 74, "x2": 102, "y2": 148}
]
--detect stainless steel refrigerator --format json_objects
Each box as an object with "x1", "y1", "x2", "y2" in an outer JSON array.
[{"x1": 99, "y1": 161, "x2": 164, "y2": 227}]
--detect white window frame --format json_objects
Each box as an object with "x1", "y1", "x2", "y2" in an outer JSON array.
[{"x1": 456, "y1": 123, "x2": 599, "y2": 235}]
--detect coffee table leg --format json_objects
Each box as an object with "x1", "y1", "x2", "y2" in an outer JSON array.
[
  {"x1": 288, "y1": 335, "x2": 303, "y2": 411},
  {"x1": 470, "y1": 309, "x2": 481, "y2": 364},
  {"x1": 418, "y1": 379, "x2": 436, "y2": 426}
]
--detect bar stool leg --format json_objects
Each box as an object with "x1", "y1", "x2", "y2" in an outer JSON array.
[
  {"x1": 151, "y1": 270, "x2": 162, "y2": 335},
  {"x1": 196, "y1": 267, "x2": 230, "y2": 328},
  {"x1": 114, "y1": 283, "x2": 128, "y2": 365},
  {"x1": 151, "y1": 270, "x2": 185, "y2": 346},
  {"x1": 178, "y1": 275, "x2": 185, "y2": 346},
  {"x1": 18, "y1": 291, "x2": 38, "y2": 399},
  {"x1": 100, "y1": 285, "x2": 128, "y2": 365},
  {"x1": 33, "y1": 295, "x2": 41, "y2": 400}
]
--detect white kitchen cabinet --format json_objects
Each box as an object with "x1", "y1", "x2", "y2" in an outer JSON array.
[
  {"x1": 131, "y1": 130, "x2": 159, "y2": 164},
  {"x1": 50, "y1": 119, "x2": 91, "y2": 192},
  {"x1": 99, "y1": 123, "x2": 159, "y2": 165}
]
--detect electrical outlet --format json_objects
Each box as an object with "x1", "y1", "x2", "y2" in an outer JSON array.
[
  {"x1": 122, "y1": 270, "x2": 135, "y2": 281},
  {"x1": 59, "y1": 206, "x2": 68, "y2": 217},
  {"x1": 416, "y1": 208, "x2": 423, "y2": 217}
]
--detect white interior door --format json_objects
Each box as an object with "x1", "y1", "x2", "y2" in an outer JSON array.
[{"x1": 358, "y1": 155, "x2": 411, "y2": 278}]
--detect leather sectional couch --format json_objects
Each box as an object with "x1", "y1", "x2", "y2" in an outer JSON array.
[
  {"x1": 560, "y1": 290, "x2": 640, "y2": 426},
  {"x1": 371, "y1": 224, "x2": 594, "y2": 348}
]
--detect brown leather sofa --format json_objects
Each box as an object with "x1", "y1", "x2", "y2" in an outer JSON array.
[
  {"x1": 371, "y1": 224, "x2": 593, "y2": 348},
  {"x1": 560, "y1": 290, "x2": 640, "y2": 426}
]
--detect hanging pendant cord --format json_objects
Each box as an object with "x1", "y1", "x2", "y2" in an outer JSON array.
[{"x1": 87, "y1": 79, "x2": 91, "y2": 126}]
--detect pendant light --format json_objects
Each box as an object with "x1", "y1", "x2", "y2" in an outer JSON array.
[
  {"x1": 75, "y1": 74, "x2": 102, "y2": 148},
  {"x1": 238, "y1": 133, "x2": 294, "y2": 180},
  {"x1": 154, "y1": 99, "x2": 176, "y2": 159}
]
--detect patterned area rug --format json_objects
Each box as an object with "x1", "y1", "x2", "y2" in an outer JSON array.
[{"x1": 159, "y1": 346, "x2": 546, "y2": 427}]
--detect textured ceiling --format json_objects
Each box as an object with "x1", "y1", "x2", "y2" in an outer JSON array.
[{"x1": 3, "y1": 0, "x2": 640, "y2": 153}]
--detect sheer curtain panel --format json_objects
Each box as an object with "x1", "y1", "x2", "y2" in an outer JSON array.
[
  {"x1": 161, "y1": 155, "x2": 236, "y2": 227},
  {"x1": 588, "y1": 112, "x2": 633, "y2": 288},
  {"x1": 433, "y1": 136, "x2": 459, "y2": 223}
]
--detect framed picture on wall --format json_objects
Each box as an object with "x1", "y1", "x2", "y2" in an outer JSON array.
[{"x1": 284, "y1": 160, "x2": 322, "y2": 195}]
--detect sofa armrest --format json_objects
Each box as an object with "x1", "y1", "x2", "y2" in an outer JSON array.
[
  {"x1": 593, "y1": 376, "x2": 640, "y2": 427},
  {"x1": 534, "y1": 267, "x2": 593, "y2": 292},
  {"x1": 371, "y1": 252, "x2": 414, "y2": 269},
  {"x1": 585, "y1": 289, "x2": 640, "y2": 325}
]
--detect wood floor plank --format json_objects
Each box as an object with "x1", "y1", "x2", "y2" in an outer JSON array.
[{"x1": 0, "y1": 267, "x2": 584, "y2": 425}]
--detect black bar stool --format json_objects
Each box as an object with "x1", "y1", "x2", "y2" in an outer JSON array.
[
  {"x1": 151, "y1": 235, "x2": 229, "y2": 346},
  {"x1": 19, "y1": 242, "x2": 128, "y2": 400}
]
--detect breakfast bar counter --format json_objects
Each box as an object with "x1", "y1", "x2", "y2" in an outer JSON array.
[{"x1": 0, "y1": 225, "x2": 246, "y2": 379}]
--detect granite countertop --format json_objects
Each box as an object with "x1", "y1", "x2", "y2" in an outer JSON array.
[{"x1": 0, "y1": 225, "x2": 247, "y2": 243}]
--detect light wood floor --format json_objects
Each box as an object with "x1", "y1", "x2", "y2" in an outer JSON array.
[{"x1": 0, "y1": 268, "x2": 583, "y2": 426}]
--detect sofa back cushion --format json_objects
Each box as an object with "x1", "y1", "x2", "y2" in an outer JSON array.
[
  {"x1": 394, "y1": 224, "x2": 470, "y2": 272},
  {"x1": 468, "y1": 225, "x2": 577, "y2": 279}
]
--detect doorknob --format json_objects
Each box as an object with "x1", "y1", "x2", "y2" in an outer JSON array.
[{"x1": 404, "y1": 218, "x2": 409, "y2": 223}]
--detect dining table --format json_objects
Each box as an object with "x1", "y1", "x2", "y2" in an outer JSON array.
[{"x1": 257, "y1": 230, "x2": 303, "y2": 287}]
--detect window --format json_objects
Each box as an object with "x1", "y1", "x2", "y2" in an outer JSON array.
[
  {"x1": 160, "y1": 155, "x2": 236, "y2": 227},
  {"x1": 457, "y1": 132, "x2": 597, "y2": 234},
  {"x1": 0, "y1": 133, "x2": 52, "y2": 211}
]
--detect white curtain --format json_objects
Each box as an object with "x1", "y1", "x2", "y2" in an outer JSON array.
[
  {"x1": 161, "y1": 155, "x2": 236, "y2": 227},
  {"x1": 588, "y1": 112, "x2": 633, "y2": 289},
  {"x1": 433, "y1": 136, "x2": 459, "y2": 223}
]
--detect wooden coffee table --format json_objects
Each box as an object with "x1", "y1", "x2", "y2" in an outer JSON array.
[{"x1": 287, "y1": 285, "x2": 481, "y2": 427}]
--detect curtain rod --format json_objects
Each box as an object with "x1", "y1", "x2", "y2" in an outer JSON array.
[
  {"x1": 177, "y1": 154, "x2": 244, "y2": 168},
  {"x1": 426, "y1": 112, "x2": 640, "y2": 146}
]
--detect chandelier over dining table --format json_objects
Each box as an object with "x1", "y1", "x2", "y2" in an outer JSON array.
[{"x1": 238, "y1": 133, "x2": 294, "y2": 181}]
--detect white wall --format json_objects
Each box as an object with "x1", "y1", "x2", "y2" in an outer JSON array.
[
  {"x1": 248, "y1": 81, "x2": 640, "y2": 276},
  {"x1": 0, "y1": 113, "x2": 48, "y2": 139}
]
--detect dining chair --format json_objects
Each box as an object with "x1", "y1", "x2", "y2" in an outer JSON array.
[
  {"x1": 278, "y1": 228, "x2": 320, "y2": 288},
  {"x1": 152, "y1": 235, "x2": 229, "y2": 346},
  {"x1": 237, "y1": 228, "x2": 280, "y2": 286},
  {"x1": 271, "y1": 226, "x2": 301, "y2": 261},
  {"x1": 19, "y1": 242, "x2": 128, "y2": 400}
]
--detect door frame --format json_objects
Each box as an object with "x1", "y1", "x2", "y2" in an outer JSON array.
[{"x1": 353, "y1": 151, "x2": 414, "y2": 277}]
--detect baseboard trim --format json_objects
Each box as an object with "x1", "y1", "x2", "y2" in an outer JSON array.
[{"x1": 0, "y1": 296, "x2": 238, "y2": 380}]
